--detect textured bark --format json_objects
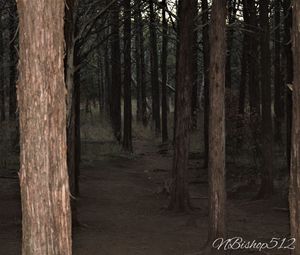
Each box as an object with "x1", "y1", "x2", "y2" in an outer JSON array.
[
  {"x1": 202, "y1": 0, "x2": 210, "y2": 168},
  {"x1": 149, "y1": 0, "x2": 161, "y2": 135},
  {"x1": 257, "y1": 0, "x2": 273, "y2": 198},
  {"x1": 161, "y1": 0, "x2": 169, "y2": 143},
  {"x1": 17, "y1": 0, "x2": 72, "y2": 254},
  {"x1": 289, "y1": 1, "x2": 300, "y2": 253},
  {"x1": 208, "y1": 0, "x2": 227, "y2": 243},
  {"x1": 274, "y1": 0, "x2": 284, "y2": 142},
  {"x1": 123, "y1": 0, "x2": 133, "y2": 152},
  {"x1": 169, "y1": 0, "x2": 194, "y2": 211},
  {"x1": 110, "y1": 2, "x2": 122, "y2": 142}
]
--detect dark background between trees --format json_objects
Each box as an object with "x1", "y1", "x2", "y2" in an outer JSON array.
[{"x1": 0, "y1": 0, "x2": 300, "y2": 254}]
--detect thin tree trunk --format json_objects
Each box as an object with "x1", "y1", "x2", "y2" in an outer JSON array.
[
  {"x1": 74, "y1": 53, "x2": 81, "y2": 197},
  {"x1": 239, "y1": 0, "x2": 249, "y2": 115},
  {"x1": 123, "y1": 0, "x2": 133, "y2": 152},
  {"x1": 138, "y1": 2, "x2": 147, "y2": 127},
  {"x1": 0, "y1": 17, "x2": 5, "y2": 122},
  {"x1": 191, "y1": 0, "x2": 198, "y2": 129},
  {"x1": 161, "y1": 0, "x2": 169, "y2": 143},
  {"x1": 111, "y1": 1, "x2": 122, "y2": 142},
  {"x1": 169, "y1": 0, "x2": 194, "y2": 211},
  {"x1": 97, "y1": 50, "x2": 104, "y2": 114},
  {"x1": 64, "y1": 0, "x2": 80, "y2": 226},
  {"x1": 202, "y1": 0, "x2": 210, "y2": 168},
  {"x1": 225, "y1": 0, "x2": 236, "y2": 89},
  {"x1": 149, "y1": 0, "x2": 161, "y2": 135},
  {"x1": 104, "y1": 39, "x2": 111, "y2": 117},
  {"x1": 208, "y1": 0, "x2": 227, "y2": 245},
  {"x1": 289, "y1": 1, "x2": 300, "y2": 253},
  {"x1": 257, "y1": 0, "x2": 273, "y2": 198},
  {"x1": 17, "y1": 0, "x2": 72, "y2": 254},
  {"x1": 282, "y1": 0, "x2": 293, "y2": 170},
  {"x1": 134, "y1": 10, "x2": 142, "y2": 121},
  {"x1": 9, "y1": 1, "x2": 17, "y2": 121},
  {"x1": 274, "y1": 0, "x2": 284, "y2": 142},
  {"x1": 248, "y1": 0, "x2": 260, "y2": 114},
  {"x1": 239, "y1": 37, "x2": 247, "y2": 115}
]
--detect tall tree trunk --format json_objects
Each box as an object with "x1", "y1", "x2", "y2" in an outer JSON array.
[
  {"x1": 17, "y1": 0, "x2": 72, "y2": 254},
  {"x1": 97, "y1": 48, "x2": 104, "y2": 114},
  {"x1": 134, "y1": 6, "x2": 142, "y2": 122},
  {"x1": 191, "y1": 0, "x2": 198, "y2": 129},
  {"x1": 161, "y1": 0, "x2": 169, "y2": 143},
  {"x1": 248, "y1": 0, "x2": 260, "y2": 114},
  {"x1": 282, "y1": 0, "x2": 293, "y2": 170},
  {"x1": 289, "y1": 1, "x2": 300, "y2": 253},
  {"x1": 257, "y1": 0, "x2": 274, "y2": 198},
  {"x1": 149, "y1": 0, "x2": 161, "y2": 135},
  {"x1": 111, "y1": 1, "x2": 122, "y2": 142},
  {"x1": 202, "y1": 0, "x2": 210, "y2": 168},
  {"x1": 104, "y1": 38, "x2": 111, "y2": 117},
  {"x1": 239, "y1": 0, "x2": 249, "y2": 115},
  {"x1": 137, "y1": 1, "x2": 147, "y2": 127},
  {"x1": 74, "y1": 53, "x2": 81, "y2": 197},
  {"x1": 274, "y1": 0, "x2": 284, "y2": 142},
  {"x1": 9, "y1": 1, "x2": 17, "y2": 121},
  {"x1": 0, "y1": 17, "x2": 5, "y2": 123},
  {"x1": 225, "y1": 0, "x2": 236, "y2": 89},
  {"x1": 64, "y1": 0, "x2": 80, "y2": 226},
  {"x1": 208, "y1": 0, "x2": 227, "y2": 245},
  {"x1": 123, "y1": 0, "x2": 133, "y2": 152},
  {"x1": 169, "y1": 0, "x2": 194, "y2": 211}
]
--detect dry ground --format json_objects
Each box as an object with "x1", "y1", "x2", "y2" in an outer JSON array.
[{"x1": 0, "y1": 113, "x2": 291, "y2": 255}]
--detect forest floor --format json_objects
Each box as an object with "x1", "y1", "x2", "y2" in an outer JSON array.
[{"x1": 0, "y1": 116, "x2": 292, "y2": 255}]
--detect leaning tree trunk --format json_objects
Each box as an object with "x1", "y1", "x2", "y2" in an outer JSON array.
[
  {"x1": 123, "y1": 0, "x2": 133, "y2": 152},
  {"x1": 169, "y1": 0, "x2": 194, "y2": 212},
  {"x1": 289, "y1": 1, "x2": 300, "y2": 253},
  {"x1": 17, "y1": 0, "x2": 72, "y2": 254},
  {"x1": 257, "y1": 0, "x2": 273, "y2": 198},
  {"x1": 207, "y1": 0, "x2": 227, "y2": 246}
]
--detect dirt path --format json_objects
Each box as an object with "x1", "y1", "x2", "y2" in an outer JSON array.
[
  {"x1": 74, "y1": 139, "x2": 205, "y2": 255},
  {"x1": 0, "y1": 138, "x2": 291, "y2": 255}
]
